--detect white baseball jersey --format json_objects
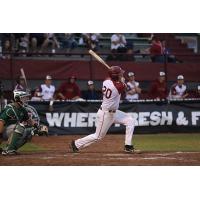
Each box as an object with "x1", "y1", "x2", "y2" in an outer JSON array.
[
  {"x1": 75, "y1": 79, "x2": 135, "y2": 149},
  {"x1": 40, "y1": 84, "x2": 55, "y2": 100},
  {"x1": 101, "y1": 79, "x2": 125, "y2": 111},
  {"x1": 126, "y1": 81, "x2": 139, "y2": 100},
  {"x1": 169, "y1": 83, "x2": 187, "y2": 99}
]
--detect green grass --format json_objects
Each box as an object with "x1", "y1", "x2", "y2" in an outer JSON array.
[
  {"x1": 19, "y1": 143, "x2": 46, "y2": 152},
  {"x1": 1, "y1": 134, "x2": 200, "y2": 153},
  {"x1": 133, "y1": 133, "x2": 200, "y2": 152},
  {"x1": 0, "y1": 142, "x2": 46, "y2": 152}
]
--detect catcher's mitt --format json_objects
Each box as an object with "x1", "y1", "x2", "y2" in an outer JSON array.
[{"x1": 33, "y1": 125, "x2": 48, "y2": 136}]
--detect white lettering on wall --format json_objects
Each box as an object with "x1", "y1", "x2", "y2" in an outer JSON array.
[
  {"x1": 46, "y1": 113, "x2": 65, "y2": 127},
  {"x1": 76, "y1": 113, "x2": 88, "y2": 127},
  {"x1": 150, "y1": 111, "x2": 161, "y2": 126},
  {"x1": 192, "y1": 112, "x2": 200, "y2": 125},
  {"x1": 176, "y1": 111, "x2": 188, "y2": 125},
  {"x1": 139, "y1": 112, "x2": 150, "y2": 126},
  {"x1": 88, "y1": 113, "x2": 97, "y2": 127},
  {"x1": 64, "y1": 113, "x2": 77, "y2": 127},
  {"x1": 45, "y1": 111, "x2": 199, "y2": 128},
  {"x1": 160, "y1": 112, "x2": 173, "y2": 125}
]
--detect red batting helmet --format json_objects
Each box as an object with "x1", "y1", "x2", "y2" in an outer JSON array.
[{"x1": 108, "y1": 66, "x2": 124, "y2": 81}]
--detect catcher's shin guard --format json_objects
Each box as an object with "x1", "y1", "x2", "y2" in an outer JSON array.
[
  {"x1": 6, "y1": 123, "x2": 32, "y2": 152},
  {"x1": 7, "y1": 132, "x2": 22, "y2": 151}
]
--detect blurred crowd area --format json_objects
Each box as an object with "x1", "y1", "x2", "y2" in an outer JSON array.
[
  {"x1": 1, "y1": 72, "x2": 200, "y2": 106},
  {"x1": 0, "y1": 33, "x2": 200, "y2": 63},
  {"x1": 0, "y1": 33, "x2": 200, "y2": 106}
]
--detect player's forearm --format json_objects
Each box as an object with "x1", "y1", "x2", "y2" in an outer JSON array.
[
  {"x1": 182, "y1": 93, "x2": 189, "y2": 99},
  {"x1": 128, "y1": 88, "x2": 141, "y2": 95},
  {"x1": 112, "y1": 41, "x2": 119, "y2": 45},
  {"x1": 135, "y1": 87, "x2": 142, "y2": 94},
  {"x1": 127, "y1": 90, "x2": 136, "y2": 95},
  {"x1": 57, "y1": 93, "x2": 65, "y2": 100}
]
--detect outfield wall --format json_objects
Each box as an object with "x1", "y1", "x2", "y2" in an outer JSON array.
[
  {"x1": 0, "y1": 59, "x2": 200, "y2": 81},
  {"x1": 29, "y1": 100, "x2": 200, "y2": 135}
]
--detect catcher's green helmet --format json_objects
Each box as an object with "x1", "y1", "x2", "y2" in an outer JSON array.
[{"x1": 13, "y1": 90, "x2": 30, "y2": 104}]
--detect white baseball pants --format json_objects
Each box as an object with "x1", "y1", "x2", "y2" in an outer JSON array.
[{"x1": 75, "y1": 108, "x2": 135, "y2": 149}]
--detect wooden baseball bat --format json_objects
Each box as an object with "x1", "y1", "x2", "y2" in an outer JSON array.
[
  {"x1": 20, "y1": 68, "x2": 28, "y2": 89},
  {"x1": 88, "y1": 49, "x2": 111, "y2": 69}
]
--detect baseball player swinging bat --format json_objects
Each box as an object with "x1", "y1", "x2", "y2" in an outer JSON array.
[
  {"x1": 88, "y1": 49, "x2": 111, "y2": 70},
  {"x1": 70, "y1": 54, "x2": 139, "y2": 153}
]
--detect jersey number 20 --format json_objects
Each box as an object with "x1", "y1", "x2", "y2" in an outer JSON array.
[{"x1": 102, "y1": 86, "x2": 112, "y2": 98}]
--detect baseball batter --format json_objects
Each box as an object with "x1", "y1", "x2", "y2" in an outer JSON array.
[{"x1": 69, "y1": 66, "x2": 137, "y2": 153}]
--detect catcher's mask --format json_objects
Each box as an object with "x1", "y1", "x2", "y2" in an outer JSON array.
[{"x1": 13, "y1": 90, "x2": 30, "y2": 105}]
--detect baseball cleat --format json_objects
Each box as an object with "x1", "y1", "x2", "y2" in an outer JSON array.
[
  {"x1": 124, "y1": 145, "x2": 134, "y2": 153},
  {"x1": 2, "y1": 149, "x2": 18, "y2": 156},
  {"x1": 69, "y1": 140, "x2": 79, "y2": 153},
  {"x1": 124, "y1": 145, "x2": 142, "y2": 153}
]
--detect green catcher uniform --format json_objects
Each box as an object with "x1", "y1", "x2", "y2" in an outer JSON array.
[
  {"x1": 0, "y1": 103, "x2": 29, "y2": 127},
  {"x1": 0, "y1": 103, "x2": 37, "y2": 153},
  {"x1": 0, "y1": 91, "x2": 48, "y2": 155},
  {"x1": 4, "y1": 104, "x2": 40, "y2": 139}
]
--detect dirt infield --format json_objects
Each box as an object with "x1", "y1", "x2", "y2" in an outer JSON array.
[{"x1": 1, "y1": 135, "x2": 200, "y2": 166}]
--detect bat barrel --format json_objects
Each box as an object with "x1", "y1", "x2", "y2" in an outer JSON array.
[{"x1": 88, "y1": 50, "x2": 111, "y2": 69}]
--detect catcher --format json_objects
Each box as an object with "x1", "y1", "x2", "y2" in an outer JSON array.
[{"x1": 0, "y1": 90, "x2": 48, "y2": 155}]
